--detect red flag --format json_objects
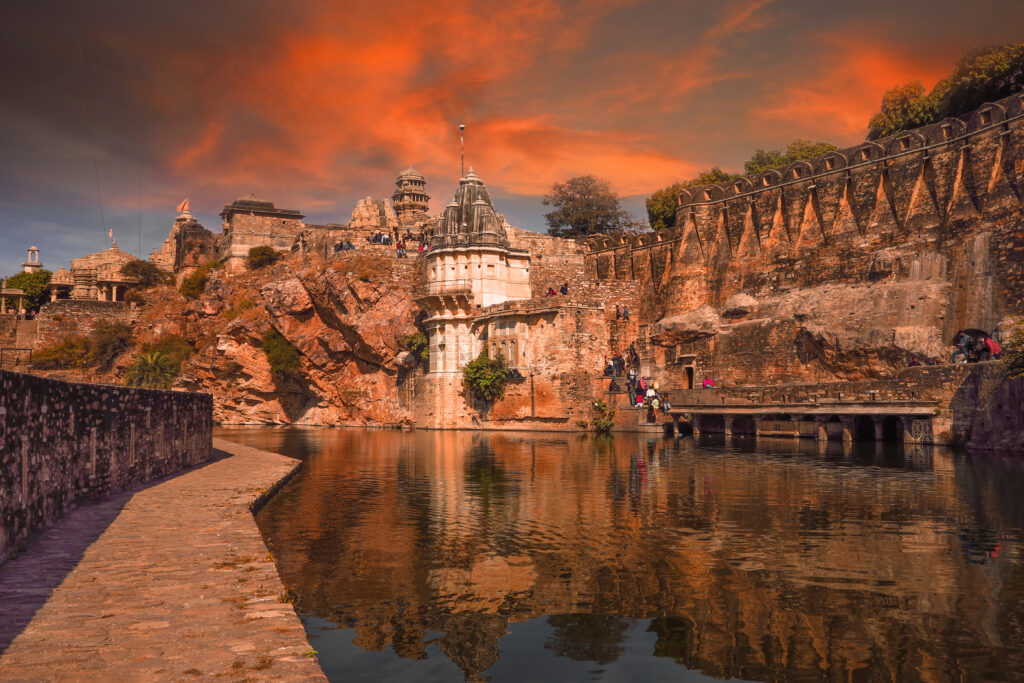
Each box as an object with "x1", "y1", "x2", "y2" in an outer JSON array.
[{"x1": 176, "y1": 198, "x2": 190, "y2": 213}]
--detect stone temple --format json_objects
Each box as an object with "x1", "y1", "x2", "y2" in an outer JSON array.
[{"x1": 417, "y1": 169, "x2": 531, "y2": 372}]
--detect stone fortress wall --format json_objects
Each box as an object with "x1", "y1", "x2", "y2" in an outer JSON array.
[
  {"x1": 0, "y1": 370, "x2": 213, "y2": 564},
  {"x1": 583, "y1": 93, "x2": 1024, "y2": 391}
]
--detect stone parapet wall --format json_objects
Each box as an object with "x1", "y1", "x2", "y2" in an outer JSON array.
[
  {"x1": 0, "y1": 370, "x2": 213, "y2": 564},
  {"x1": 32, "y1": 300, "x2": 134, "y2": 351}
]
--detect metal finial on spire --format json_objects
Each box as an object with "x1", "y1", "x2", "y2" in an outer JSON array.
[{"x1": 459, "y1": 123, "x2": 466, "y2": 178}]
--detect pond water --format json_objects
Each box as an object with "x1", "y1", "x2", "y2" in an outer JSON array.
[{"x1": 216, "y1": 428, "x2": 1024, "y2": 683}]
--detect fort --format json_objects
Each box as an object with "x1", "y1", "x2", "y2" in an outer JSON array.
[{"x1": 1, "y1": 96, "x2": 1022, "y2": 450}]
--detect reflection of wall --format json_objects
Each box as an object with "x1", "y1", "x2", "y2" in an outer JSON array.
[{"x1": 257, "y1": 430, "x2": 1024, "y2": 681}]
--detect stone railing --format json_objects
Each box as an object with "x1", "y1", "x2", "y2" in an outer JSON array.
[{"x1": 0, "y1": 370, "x2": 213, "y2": 564}]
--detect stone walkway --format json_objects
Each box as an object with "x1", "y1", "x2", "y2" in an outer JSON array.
[{"x1": 0, "y1": 438, "x2": 326, "y2": 682}]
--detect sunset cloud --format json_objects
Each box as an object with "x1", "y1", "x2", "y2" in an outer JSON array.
[{"x1": 2, "y1": 0, "x2": 1022, "y2": 273}]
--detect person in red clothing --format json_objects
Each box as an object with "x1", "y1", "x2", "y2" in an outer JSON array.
[{"x1": 985, "y1": 336, "x2": 1002, "y2": 359}]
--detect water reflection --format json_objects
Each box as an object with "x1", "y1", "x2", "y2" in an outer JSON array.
[{"x1": 217, "y1": 428, "x2": 1024, "y2": 682}]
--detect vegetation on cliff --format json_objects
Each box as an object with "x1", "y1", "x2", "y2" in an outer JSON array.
[
  {"x1": 179, "y1": 261, "x2": 223, "y2": 300},
  {"x1": 1003, "y1": 320, "x2": 1024, "y2": 379},
  {"x1": 402, "y1": 332, "x2": 429, "y2": 361},
  {"x1": 462, "y1": 351, "x2": 510, "y2": 403},
  {"x1": 543, "y1": 176, "x2": 635, "y2": 238},
  {"x1": 262, "y1": 327, "x2": 301, "y2": 377},
  {"x1": 124, "y1": 352, "x2": 178, "y2": 389},
  {"x1": 120, "y1": 259, "x2": 172, "y2": 288},
  {"x1": 3, "y1": 270, "x2": 51, "y2": 309},
  {"x1": 32, "y1": 322, "x2": 132, "y2": 371},
  {"x1": 246, "y1": 246, "x2": 283, "y2": 270},
  {"x1": 867, "y1": 43, "x2": 1024, "y2": 139}
]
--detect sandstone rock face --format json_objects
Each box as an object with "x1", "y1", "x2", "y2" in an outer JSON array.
[{"x1": 175, "y1": 259, "x2": 421, "y2": 424}]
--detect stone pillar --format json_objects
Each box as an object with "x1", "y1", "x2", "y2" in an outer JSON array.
[
  {"x1": 840, "y1": 416, "x2": 854, "y2": 443},
  {"x1": 691, "y1": 414, "x2": 701, "y2": 436},
  {"x1": 50, "y1": 288, "x2": 57, "y2": 302},
  {"x1": 899, "y1": 417, "x2": 914, "y2": 444},
  {"x1": 873, "y1": 417, "x2": 884, "y2": 441},
  {"x1": 723, "y1": 416, "x2": 734, "y2": 437},
  {"x1": 815, "y1": 416, "x2": 829, "y2": 442},
  {"x1": 753, "y1": 417, "x2": 763, "y2": 439}
]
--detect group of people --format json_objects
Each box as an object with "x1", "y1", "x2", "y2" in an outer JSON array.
[
  {"x1": 602, "y1": 348, "x2": 671, "y2": 422},
  {"x1": 545, "y1": 283, "x2": 570, "y2": 297},
  {"x1": 366, "y1": 232, "x2": 393, "y2": 245},
  {"x1": 951, "y1": 333, "x2": 1002, "y2": 364},
  {"x1": 333, "y1": 240, "x2": 357, "y2": 252}
]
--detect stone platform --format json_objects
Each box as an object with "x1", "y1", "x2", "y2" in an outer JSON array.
[{"x1": 0, "y1": 438, "x2": 325, "y2": 681}]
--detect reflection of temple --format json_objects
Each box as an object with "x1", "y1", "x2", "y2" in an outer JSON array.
[
  {"x1": 46, "y1": 241, "x2": 139, "y2": 302},
  {"x1": 257, "y1": 430, "x2": 1024, "y2": 682}
]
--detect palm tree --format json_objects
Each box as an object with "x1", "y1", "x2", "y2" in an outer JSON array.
[{"x1": 124, "y1": 351, "x2": 177, "y2": 389}]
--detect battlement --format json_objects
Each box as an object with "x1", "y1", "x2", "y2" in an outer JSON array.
[{"x1": 674, "y1": 93, "x2": 1023, "y2": 241}]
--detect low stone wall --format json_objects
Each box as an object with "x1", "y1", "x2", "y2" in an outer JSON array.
[{"x1": 0, "y1": 370, "x2": 213, "y2": 564}]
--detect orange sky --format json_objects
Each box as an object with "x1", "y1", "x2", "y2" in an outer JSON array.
[{"x1": 1, "y1": 0, "x2": 1021, "y2": 271}]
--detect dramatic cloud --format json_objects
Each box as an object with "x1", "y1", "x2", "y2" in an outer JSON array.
[{"x1": 1, "y1": 0, "x2": 1021, "y2": 272}]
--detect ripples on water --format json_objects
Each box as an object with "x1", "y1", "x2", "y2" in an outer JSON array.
[{"x1": 216, "y1": 428, "x2": 1024, "y2": 683}]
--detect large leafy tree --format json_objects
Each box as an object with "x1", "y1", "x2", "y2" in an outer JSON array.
[
  {"x1": 543, "y1": 176, "x2": 632, "y2": 238},
  {"x1": 744, "y1": 139, "x2": 839, "y2": 175},
  {"x1": 3, "y1": 270, "x2": 52, "y2": 309},
  {"x1": 867, "y1": 43, "x2": 1024, "y2": 140},
  {"x1": 645, "y1": 168, "x2": 738, "y2": 231},
  {"x1": 120, "y1": 259, "x2": 172, "y2": 288},
  {"x1": 867, "y1": 81, "x2": 937, "y2": 140}
]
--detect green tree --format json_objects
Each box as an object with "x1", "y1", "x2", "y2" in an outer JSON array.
[
  {"x1": 744, "y1": 139, "x2": 840, "y2": 175},
  {"x1": 866, "y1": 43, "x2": 1024, "y2": 140},
  {"x1": 402, "y1": 332, "x2": 429, "y2": 361},
  {"x1": 588, "y1": 400, "x2": 616, "y2": 434},
  {"x1": 645, "y1": 167, "x2": 738, "y2": 231},
  {"x1": 262, "y1": 327, "x2": 301, "y2": 377},
  {"x1": 124, "y1": 351, "x2": 178, "y2": 389},
  {"x1": 462, "y1": 350, "x2": 511, "y2": 403},
  {"x1": 934, "y1": 43, "x2": 1024, "y2": 120},
  {"x1": 543, "y1": 176, "x2": 632, "y2": 238},
  {"x1": 3, "y1": 270, "x2": 52, "y2": 309},
  {"x1": 120, "y1": 259, "x2": 172, "y2": 288},
  {"x1": 179, "y1": 261, "x2": 223, "y2": 300},
  {"x1": 246, "y1": 246, "x2": 283, "y2": 270},
  {"x1": 141, "y1": 334, "x2": 194, "y2": 371},
  {"x1": 867, "y1": 81, "x2": 936, "y2": 140},
  {"x1": 86, "y1": 322, "x2": 134, "y2": 371}
]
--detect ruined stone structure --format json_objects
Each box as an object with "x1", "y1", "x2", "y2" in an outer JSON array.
[
  {"x1": 0, "y1": 369, "x2": 212, "y2": 564},
  {"x1": 218, "y1": 195, "x2": 304, "y2": 272},
  {"x1": 150, "y1": 208, "x2": 218, "y2": 282},
  {"x1": 347, "y1": 196, "x2": 399, "y2": 232},
  {"x1": 392, "y1": 167, "x2": 430, "y2": 226}
]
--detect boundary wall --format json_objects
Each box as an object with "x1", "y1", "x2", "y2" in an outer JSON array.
[
  {"x1": 584, "y1": 93, "x2": 1024, "y2": 325},
  {"x1": 0, "y1": 370, "x2": 213, "y2": 564}
]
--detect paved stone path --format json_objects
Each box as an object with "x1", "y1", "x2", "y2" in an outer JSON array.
[{"x1": 0, "y1": 438, "x2": 326, "y2": 682}]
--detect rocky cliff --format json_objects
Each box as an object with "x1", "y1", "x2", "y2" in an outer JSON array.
[{"x1": 32, "y1": 251, "x2": 424, "y2": 425}]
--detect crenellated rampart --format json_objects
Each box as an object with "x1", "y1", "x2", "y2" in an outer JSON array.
[{"x1": 584, "y1": 95, "x2": 1024, "y2": 391}]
